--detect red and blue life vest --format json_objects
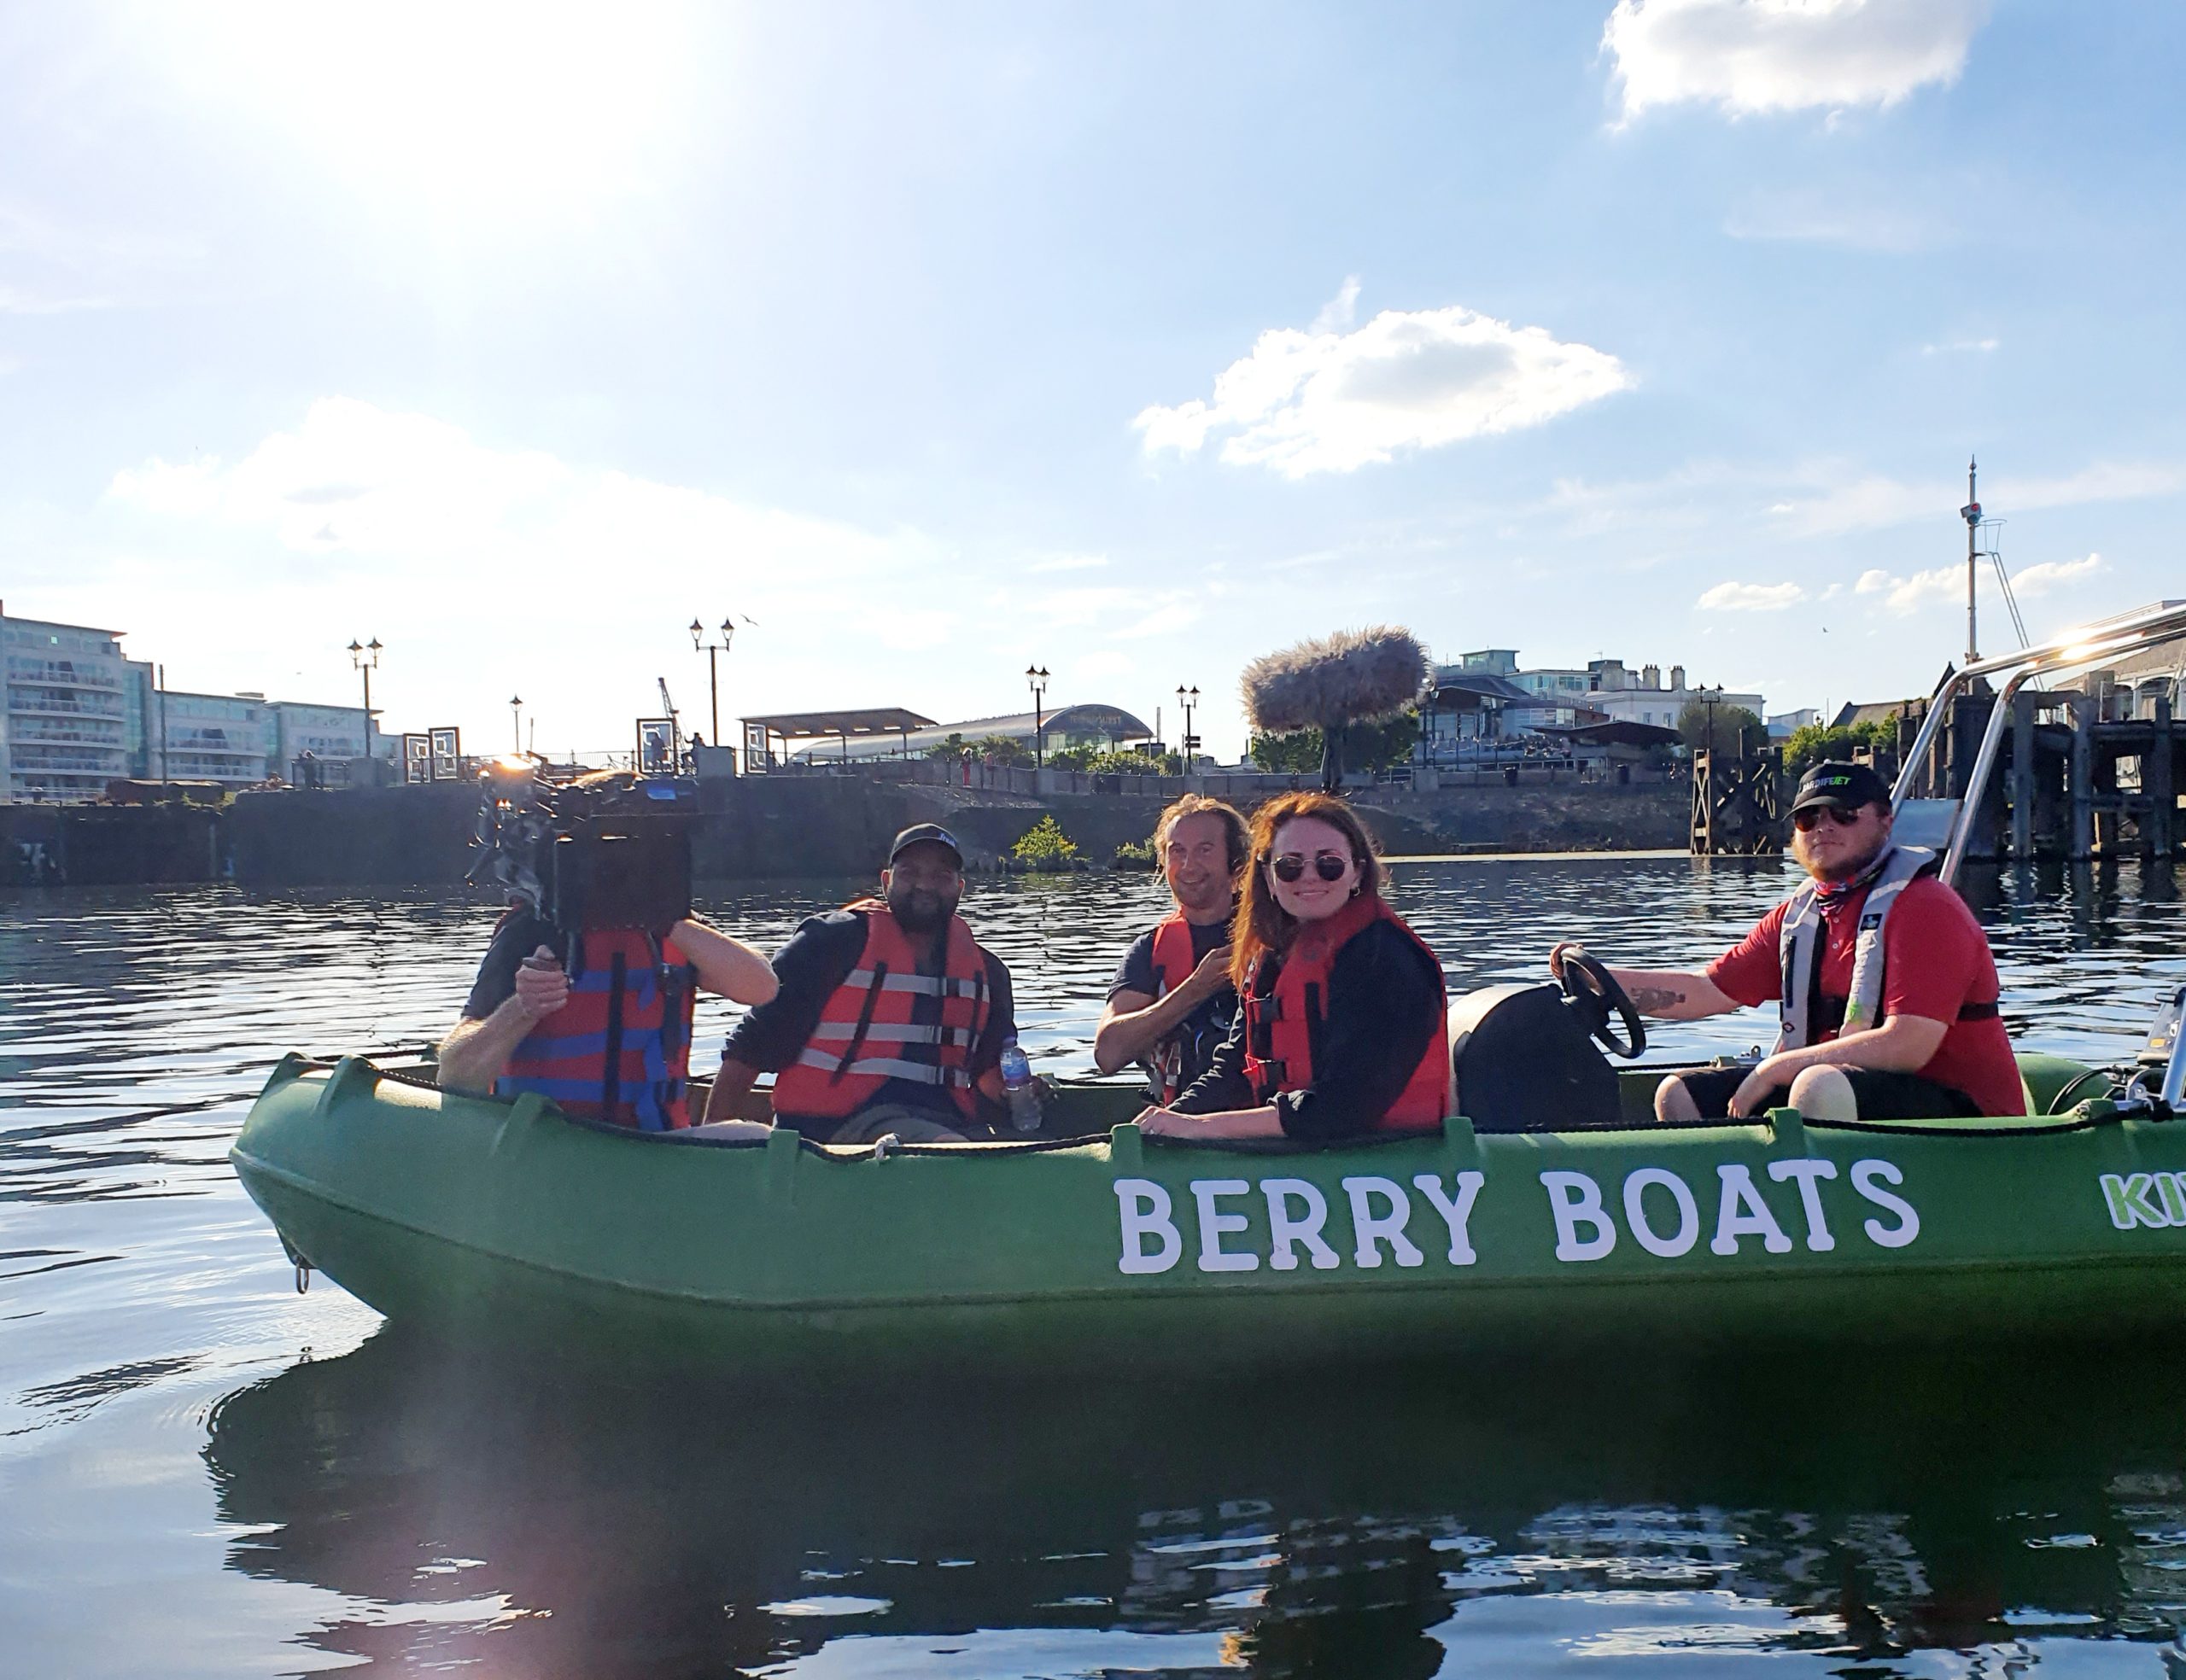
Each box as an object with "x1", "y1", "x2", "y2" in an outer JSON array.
[
  {"x1": 496, "y1": 926, "x2": 696, "y2": 1131},
  {"x1": 1147, "y1": 913, "x2": 1201, "y2": 1105}
]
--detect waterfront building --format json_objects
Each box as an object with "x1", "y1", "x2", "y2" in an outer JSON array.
[
  {"x1": 1768, "y1": 708, "x2": 1821, "y2": 739},
  {"x1": 1421, "y1": 648, "x2": 1766, "y2": 764},
  {"x1": 743, "y1": 703, "x2": 1153, "y2": 767},
  {"x1": 2, "y1": 604, "x2": 374, "y2": 801},
  {"x1": 0, "y1": 611, "x2": 136, "y2": 802}
]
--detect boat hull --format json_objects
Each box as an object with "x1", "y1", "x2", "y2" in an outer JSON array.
[{"x1": 231, "y1": 1054, "x2": 2186, "y2": 1370}]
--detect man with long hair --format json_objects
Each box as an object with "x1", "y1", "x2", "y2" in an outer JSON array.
[{"x1": 1094, "y1": 795, "x2": 1248, "y2": 1105}]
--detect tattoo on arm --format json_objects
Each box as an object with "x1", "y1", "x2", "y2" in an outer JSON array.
[{"x1": 1630, "y1": 985, "x2": 1686, "y2": 1015}]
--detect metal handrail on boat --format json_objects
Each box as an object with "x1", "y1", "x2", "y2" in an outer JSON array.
[{"x1": 1888, "y1": 598, "x2": 2186, "y2": 884}]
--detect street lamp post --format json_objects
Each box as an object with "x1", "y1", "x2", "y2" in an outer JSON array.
[
  {"x1": 1026, "y1": 664, "x2": 1049, "y2": 769},
  {"x1": 1175, "y1": 684, "x2": 1200, "y2": 767},
  {"x1": 688, "y1": 616, "x2": 734, "y2": 746},
  {"x1": 510, "y1": 695, "x2": 523, "y2": 755},
  {"x1": 348, "y1": 637, "x2": 382, "y2": 755}
]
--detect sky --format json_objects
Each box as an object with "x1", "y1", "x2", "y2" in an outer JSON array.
[{"x1": 3, "y1": 0, "x2": 2182, "y2": 761}]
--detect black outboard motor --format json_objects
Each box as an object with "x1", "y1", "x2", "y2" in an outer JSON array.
[{"x1": 1449, "y1": 951, "x2": 1646, "y2": 1132}]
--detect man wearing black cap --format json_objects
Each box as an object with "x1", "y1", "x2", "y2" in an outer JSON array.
[
  {"x1": 1550, "y1": 761, "x2": 2020, "y2": 1123},
  {"x1": 703, "y1": 824, "x2": 1018, "y2": 1142}
]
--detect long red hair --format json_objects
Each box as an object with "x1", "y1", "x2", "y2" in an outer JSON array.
[{"x1": 1229, "y1": 792, "x2": 1384, "y2": 991}]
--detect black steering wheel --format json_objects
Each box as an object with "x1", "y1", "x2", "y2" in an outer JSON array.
[{"x1": 1558, "y1": 948, "x2": 1646, "y2": 1060}]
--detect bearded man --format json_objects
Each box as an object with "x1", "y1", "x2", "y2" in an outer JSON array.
[
  {"x1": 1552, "y1": 761, "x2": 2022, "y2": 1123},
  {"x1": 704, "y1": 825, "x2": 1017, "y2": 1142}
]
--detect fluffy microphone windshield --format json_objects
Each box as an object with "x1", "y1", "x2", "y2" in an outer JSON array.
[{"x1": 1239, "y1": 626, "x2": 1430, "y2": 734}]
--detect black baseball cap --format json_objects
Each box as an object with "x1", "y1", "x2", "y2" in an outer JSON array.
[
  {"x1": 888, "y1": 823, "x2": 964, "y2": 866},
  {"x1": 1790, "y1": 760, "x2": 1891, "y2": 816}
]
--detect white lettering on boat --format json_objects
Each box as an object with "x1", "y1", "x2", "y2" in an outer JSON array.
[
  {"x1": 1768, "y1": 1158, "x2": 1839, "y2": 1251},
  {"x1": 1260, "y1": 1178, "x2": 1341, "y2": 1271},
  {"x1": 1191, "y1": 1179, "x2": 1259, "y2": 1274},
  {"x1": 1622, "y1": 1168, "x2": 1699, "y2": 1258},
  {"x1": 1540, "y1": 1170, "x2": 1616, "y2": 1262},
  {"x1": 1412, "y1": 1170, "x2": 1487, "y2": 1265},
  {"x1": 1850, "y1": 1158, "x2": 1920, "y2": 1249},
  {"x1": 1342, "y1": 1176, "x2": 1426, "y2": 1269},
  {"x1": 1113, "y1": 1158, "x2": 1919, "y2": 1275},
  {"x1": 1114, "y1": 1178, "x2": 1182, "y2": 1275},
  {"x1": 2100, "y1": 1171, "x2": 2180, "y2": 1230},
  {"x1": 1711, "y1": 1165, "x2": 1794, "y2": 1256}
]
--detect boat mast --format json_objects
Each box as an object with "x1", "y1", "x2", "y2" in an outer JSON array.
[{"x1": 1960, "y1": 455, "x2": 1982, "y2": 668}]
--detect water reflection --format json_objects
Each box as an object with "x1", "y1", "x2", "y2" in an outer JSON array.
[
  {"x1": 7, "y1": 862, "x2": 2186, "y2": 1674},
  {"x1": 203, "y1": 1327, "x2": 2186, "y2": 1676}
]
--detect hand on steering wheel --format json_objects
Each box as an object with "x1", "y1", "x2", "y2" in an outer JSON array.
[{"x1": 1554, "y1": 945, "x2": 1646, "y2": 1059}]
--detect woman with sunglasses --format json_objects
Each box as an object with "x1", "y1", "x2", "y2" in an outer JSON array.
[{"x1": 1138, "y1": 792, "x2": 1448, "y2": 1142}]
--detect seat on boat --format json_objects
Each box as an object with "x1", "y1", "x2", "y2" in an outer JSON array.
[{"x1": 1448, "y1": 983, "x2": 1624, "y2": 1133}]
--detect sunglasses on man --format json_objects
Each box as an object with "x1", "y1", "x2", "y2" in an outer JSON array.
[
  {"x1": 1269, "y1": 851, "x2": 1353, "y2": 883},
  {"x1": 1791, "y1": 804, "x2": 1869, "y2": 832}
]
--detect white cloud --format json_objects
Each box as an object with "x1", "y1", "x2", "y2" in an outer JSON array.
[
  {"x1": 1311, "y1": 275, "x2": 1361, "y2": 335},
  {"x1": 1854, "y1": 563, "x2": 1960, "y2": 610},
  {"x1": 1920, "y1": 336, "x2": 1999, "y2": 355},
  {"x1": 1025, "y1": 552, "x2": 1109, "y2": 574},
  {"x1": 1769, "y1": 458, "x2": 2186, "y2": 538},
  {"x1": 1604, "y1": 0, "x2": 1990, "y2": 120},
  {"x1": 1697, "y1": 579, "x2": 1806, "y2": 610},
  {"x1": 1723, "y1": 189, "x2": 1943, "y2": 253},
  {"x1": 1136, "y1": 301, "x2": 1630, "y2": 477},
  {"x1": 2011, "y1": 551, "x2": 2105, "y2": 596}
]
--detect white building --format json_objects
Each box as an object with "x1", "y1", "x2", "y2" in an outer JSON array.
[
  {"x1": 2, "y1": 604, "x2": 375, "y2": 800},
  {"x1": 0, "y1": 612, "x2": 137, "y2": 802},
  {"x1": 1447, "y1": 650, "x2": 1763, "y2": 734}
]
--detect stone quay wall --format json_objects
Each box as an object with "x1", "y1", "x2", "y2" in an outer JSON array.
[{"x1": 2, "y1": 775, "x2": 1687, "y2": 889}]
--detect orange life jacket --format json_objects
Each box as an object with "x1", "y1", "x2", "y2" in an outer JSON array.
[
  {"x1": 496, "y1": 926, "x2": 695, "y2": 1130},
  {"x1": 1146, "y1": 913, "x2": 1201, "y2": 1105},
  {"x1": 769, "y1": 906, "x2": 994, "y2": 1122},
  {"x1": 1241, "y1": 892, "x2": 1447, "y2": 1131}
]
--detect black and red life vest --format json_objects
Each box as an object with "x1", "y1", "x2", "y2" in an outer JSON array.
[
  {"x1": 1241, "y1": 892, "x2": 1448, "y2": 1131},
  {"x1": 496, "y1": 926, "x2": 696, "y2": 1131},
  {"x1": 769, "y1": 906, "x2": 995, "y2": 1123},
  {"x1": 1146, "y1": 913, "x2": 1201, "y2": 1105}
]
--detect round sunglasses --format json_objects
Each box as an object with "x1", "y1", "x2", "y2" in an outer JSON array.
[{"x1": 1268, "y1": 851, "x2": 1354, "y2": 884}]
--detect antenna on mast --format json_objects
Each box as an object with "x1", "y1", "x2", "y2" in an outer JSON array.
[{"x1": 1960, "y1": 455, "x2": 1982, "y2": 667}]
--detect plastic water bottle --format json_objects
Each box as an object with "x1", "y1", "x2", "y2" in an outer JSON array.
[{"x1": 999, "y1": 1039, "x2": 1041, "y2": 1133}]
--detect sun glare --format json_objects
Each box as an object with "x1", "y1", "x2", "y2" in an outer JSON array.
[{"x1": 158, "y1": 2, "x2": 695, "y2": 219}]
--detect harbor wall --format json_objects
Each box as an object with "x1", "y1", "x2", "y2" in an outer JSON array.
[{"x1": 5, "y1": 776, "x2": 1687, "y2": 890}]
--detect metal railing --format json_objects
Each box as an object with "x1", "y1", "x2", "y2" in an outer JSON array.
[{"x1": 1892, "y1": 598, "x2": 2186, "y2": 884}]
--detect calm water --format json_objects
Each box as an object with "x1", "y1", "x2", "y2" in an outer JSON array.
[{"x1": 5, "y1": 855, "x2": 2186, "y2": 1678}]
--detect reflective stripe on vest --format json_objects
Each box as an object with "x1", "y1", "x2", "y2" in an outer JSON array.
[
  {"x1": 1146, "y1": 913, "x2": 1200, "y2": 1105},
  {"x1": 769, "y1": 909, "x2": 994, "y2": 1120},
  {"x1": 1240, "y1": 893, "x2": 1448, "y2": 1131},
  {"x1": 1774, "y1": 844, "x2": 1939, "y2": 1053},
  {"x1": 496, "y1": 927, "x2": 695, "y2": 1130}
]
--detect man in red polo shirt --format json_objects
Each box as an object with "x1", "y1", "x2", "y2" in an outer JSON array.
[{"x1": 1552, "y1": 761, "x2": 2022, "y2": 1123}]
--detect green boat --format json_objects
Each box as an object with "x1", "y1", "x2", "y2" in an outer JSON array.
[
  {"x1": 227, "y1": 604, "x2": 2186, "y2": 1369},
  {"x1": 227, "y1": 1037, "x2": 2186, "y2": 1370}
]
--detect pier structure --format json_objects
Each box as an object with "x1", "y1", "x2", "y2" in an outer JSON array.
[{"x1": 1688, "y1": 733, "x2": 1782, "y2": 855}]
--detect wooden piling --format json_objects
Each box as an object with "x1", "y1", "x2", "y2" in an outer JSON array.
[
  {"x1": 2070, "y1": 691, "x2": 2095, "y2": 861},
  {"x1": 2009, "y1": 687, "x2": 2037, "y2": 860},
  {"x1": 2149, "y1": 695, "x2": 2176, "y2": 860}
]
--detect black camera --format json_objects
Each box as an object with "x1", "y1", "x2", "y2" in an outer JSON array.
[{"x1": 471, "y1": 768, "x2": 697, "y2": 938}]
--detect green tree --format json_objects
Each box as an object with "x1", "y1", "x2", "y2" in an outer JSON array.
[
  {"x1": 1011, "y1": 814, "x2": 1079, "y2": 869},
  {"x1": 969, "y1": 733, "x2": 1029, "y2": 766},
  {"x1": 1676, "y1": 701, "x2": 1767, "y2": 754},
  {"x1": 1781, "y1": 718, "x2": 1895, "y2": 777},
  {"x1": 923, "y1": 732, "x2": 967, "y2": 761}
]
